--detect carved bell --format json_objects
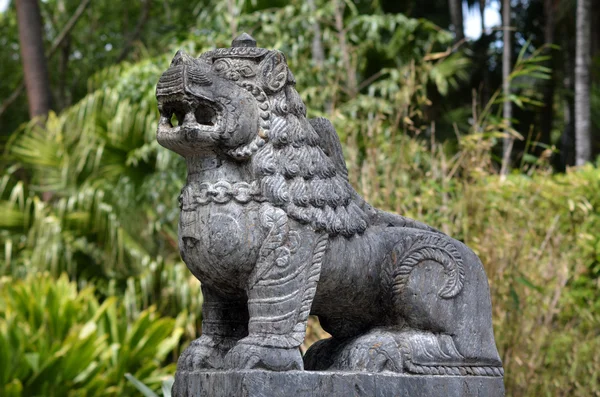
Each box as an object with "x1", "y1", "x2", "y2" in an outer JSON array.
[{"x1": 232, "y1": 32, "x2": 257, "y2": 48}]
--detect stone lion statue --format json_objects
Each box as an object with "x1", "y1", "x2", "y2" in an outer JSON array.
[{"x1": 156, "y1": 33, "x2": 503, "y2": 377}]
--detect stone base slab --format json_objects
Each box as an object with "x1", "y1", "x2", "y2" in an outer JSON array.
[{"x1": 172, "y1": 370, "x2": 505, "y2": 397}]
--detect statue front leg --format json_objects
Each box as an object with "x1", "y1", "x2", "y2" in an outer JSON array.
[
  {"x1": 225, "y1": 205, "x2": 328, "y2": 371},
  {"x1": 178, "y1": 285, "x2": 248, "y2": 371}
]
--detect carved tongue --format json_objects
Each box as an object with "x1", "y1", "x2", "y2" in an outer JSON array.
[{"x1": 183, "y1": 112, "x2": 196, "y2": 127}]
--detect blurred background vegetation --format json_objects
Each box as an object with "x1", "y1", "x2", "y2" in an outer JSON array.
[{"x1": 0, "y1": 0, "x2": 599, "y2": 395}]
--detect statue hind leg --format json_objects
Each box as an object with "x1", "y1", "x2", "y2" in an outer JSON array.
[
  {"x1": 384, "y1": 229, "x2": 503, "y2": 375},
  {"x1": 305, "y1": 228, "x2": 503, "y2": 376}
]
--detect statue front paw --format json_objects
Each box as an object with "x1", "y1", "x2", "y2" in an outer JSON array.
[
  {"x1": 177, "y1": 335, "x2": 237, "y2": 371},
  {"x1": 224, "y1": 340, "x2": 303, "y2": 371}
]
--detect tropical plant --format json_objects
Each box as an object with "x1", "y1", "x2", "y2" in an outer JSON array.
[
  {"x1": 126, "y1": 373, "x2": 174, "y2": 397},
  {"x1": 0, "y1": 273, "x2": 183, "y2": 396},
  {"x1": 0, "y1": 56, "x2": 201, "y2": 320}
]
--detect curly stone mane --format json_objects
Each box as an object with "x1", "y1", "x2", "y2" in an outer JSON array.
[{"x1": 251, "y1": 83, "x2": 368, "y2": 237}]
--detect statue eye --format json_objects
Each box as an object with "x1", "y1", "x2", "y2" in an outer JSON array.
[
  {"x1": 227, "y1": 71, "x2": 240, "y2": 81},
  {"x1": 213, "y1": 59, "x2": 231, "y2": 74},
  {"x1": 238, "y1": 65, "x2": 256, "y2": 78}
]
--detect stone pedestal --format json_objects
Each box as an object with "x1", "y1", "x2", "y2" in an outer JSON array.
[{"x1": 172, "y1": 370, "x2": 505, "y2": 397}]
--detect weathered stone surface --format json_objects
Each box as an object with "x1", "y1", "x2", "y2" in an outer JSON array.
[
  {"x1": 173, "y1": 370, "x2": 505, "y2": 397},
  {"x1": 155, "y1": 32, "x2": 504, "y2": 396}
]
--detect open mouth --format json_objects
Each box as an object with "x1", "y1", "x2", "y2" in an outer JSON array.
[{"x1": 158, "y1": 98, "x2": 224, "y2": 135}]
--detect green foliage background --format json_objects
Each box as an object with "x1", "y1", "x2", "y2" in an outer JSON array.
[{"x1": 0, "y1": 0, "x2": 599, "y2": 396}]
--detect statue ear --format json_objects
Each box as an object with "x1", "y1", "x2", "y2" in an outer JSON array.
[{"x1": 260, "y1": 51, "x2": 288, "y2": 93}]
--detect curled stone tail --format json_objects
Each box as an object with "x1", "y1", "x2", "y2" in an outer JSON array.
[{"x1": 392, "y1": 234, "x2": 465, "y2": 299}]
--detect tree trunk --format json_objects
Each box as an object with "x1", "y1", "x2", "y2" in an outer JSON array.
[
  {"x1": 592, "y1": 0, "x2": 600, "y2": 60},
  {"x1": 591, "y1": 0, "x2": 600, "y2": 160},
  {"x1": 479, "y1": 0, "x2": 490, "y2": 107},
  {"x1": 500, "y1": 0, "x2": 512, "y2": 176},
  {"x1": 479, "y1": 0, "x2": 485, "y2": 32},
  {"x1": 227, "y1": 0, "x2": 238, "y2": 40},
  {"x1": 560, "y1": 30, "x2": 576, "y2": 170},
  {"x1": 1, "y1": 0, "x2": 91, "y2": 118},
  {"x1": 448, "y1": 0, "x2": 465, "y2": 42},
  {"x1": 55, "y1": 0, "x2": 68, "y2": 111},
  {"x1": 539, "y1": 0, "x2": 555, "y2": 154},
  {"x1": 16, "y1": 0, "x2": 52, "y2": 119},
  {"x1": 307, "y1": 0, "x2": 325, "y2": 68},
  {"x1": 57, "y1": 35, "x2": 71, "y2": 111},
  {"x1": 575, "y1": 0, "x2": 591, "y2": 165},
  {"x1": 308, "y1": 0, "x2": 331, "y2": 113},
  {"x1": 334, "y1": 0, "x2": 357, "y2": 96}
]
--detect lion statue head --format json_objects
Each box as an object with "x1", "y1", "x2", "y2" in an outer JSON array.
[{"x1": 156, "y1": 33, "x2": 368, "y2": 237}]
